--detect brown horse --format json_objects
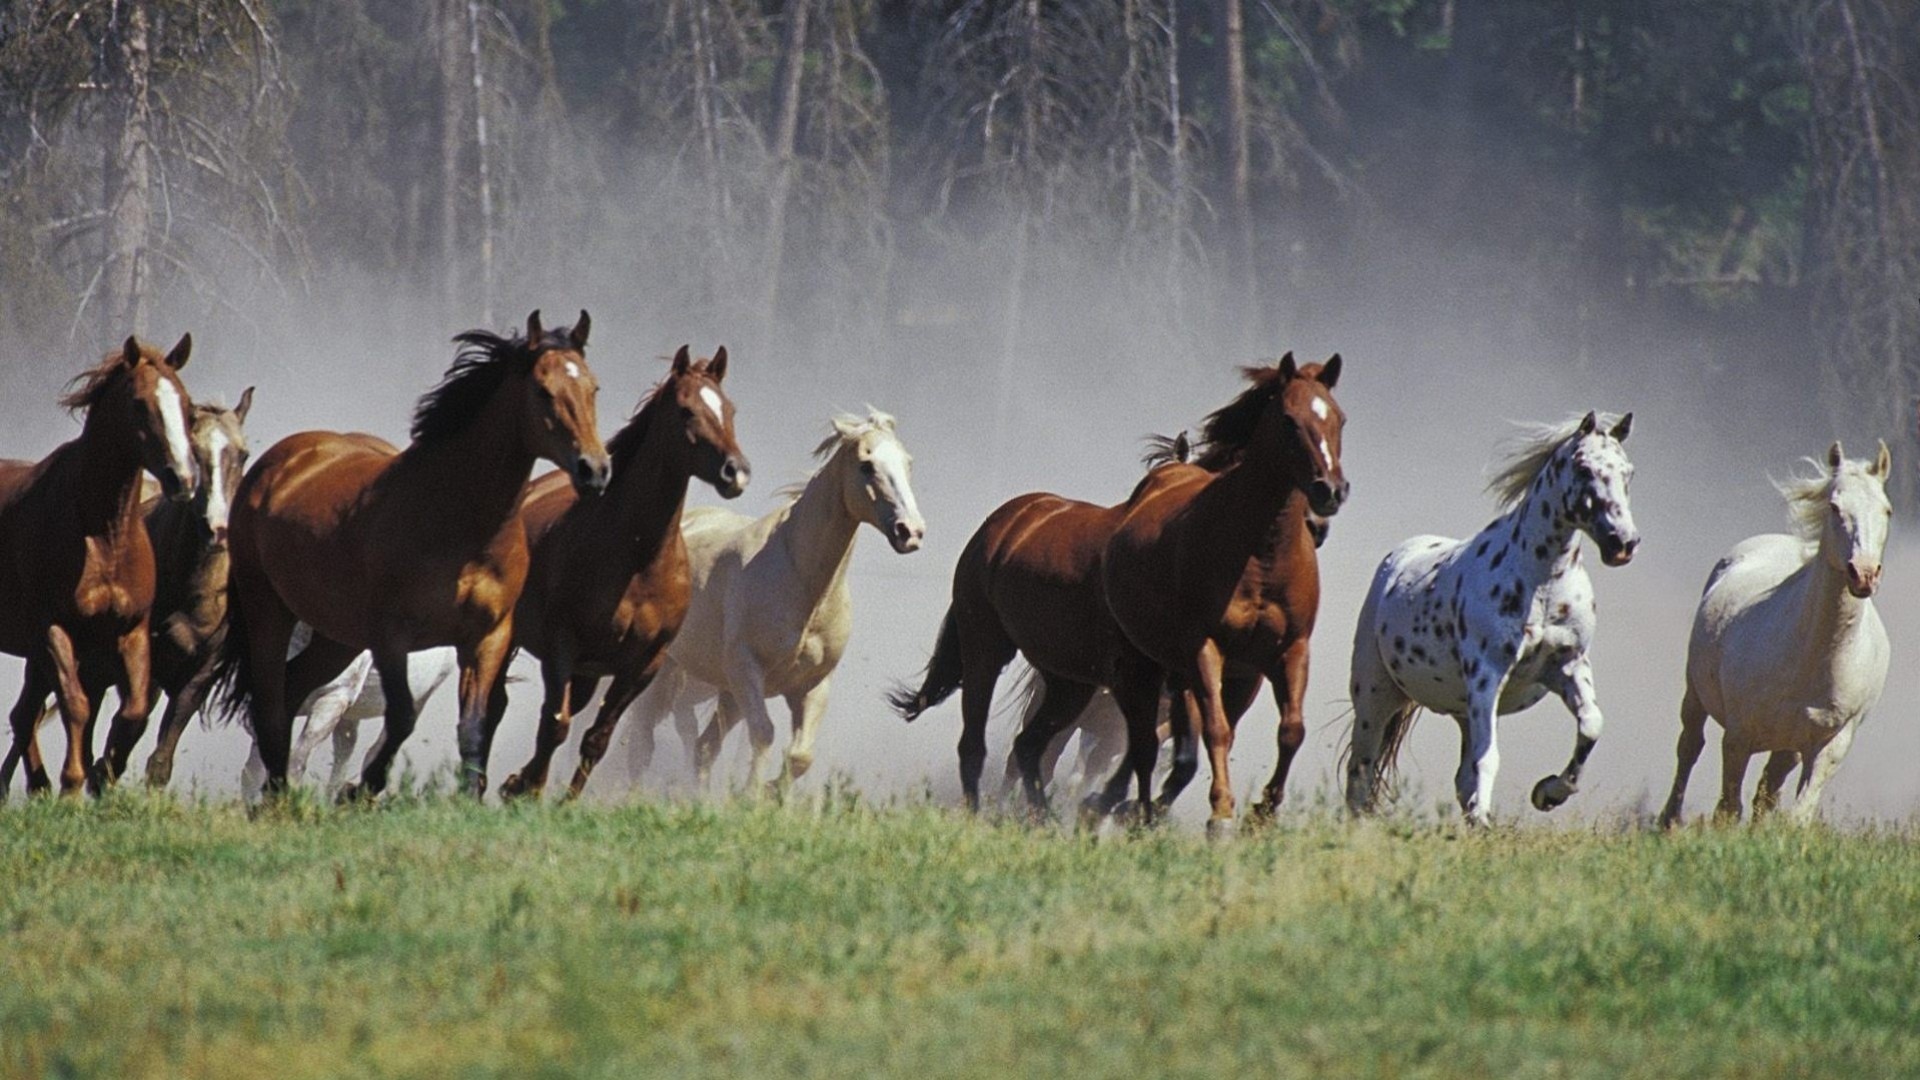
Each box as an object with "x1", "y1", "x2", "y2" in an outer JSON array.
[
  {"x1": 488, "y1": 345, "x2": 748, "y2": 799},
  {"x1": 1, "y1": 389, "x2": 254, "y2": 791},
  {"x1": 0, "y1": 336, "x2": 198, "y2": 794},
  {"x1": 217, "y1": 311, "x2": 609, "y2": 799},
  {"x1": 1095, "y1": 353, "x2": 1348, "y2": 834},
  {"x1": 889, "y1": 440, "x2": 1201, "y2": 814}
]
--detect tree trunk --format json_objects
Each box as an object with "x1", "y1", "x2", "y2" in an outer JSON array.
[
  {"x1": 101, "y1": 0, "x2": 153, "y2": 338},
  {"x1": 438, "y1": 0, "x2": 466, "y2": 319},
  {"x1": 762, "y1": 0, "x2": 811, "y2": 324},
  {"x1": 468, "y1": 1, "x2": 495, "y2": 327},
  {"x1": 1220, "y1": 0, "x2": 1256, "y2": 348}
]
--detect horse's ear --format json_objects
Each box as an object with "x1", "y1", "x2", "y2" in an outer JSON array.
[
  {"x1": 1828, "y1": 440, "x2": 1845, "y2": 469},
  {"x1": 164, "y1": 332, "x2": 192, "y2": 371},
  {"x1": 121, "y1": 336, "x2": 142, "y2": 368},
  {"x1": 1874, "y1": 439, "x2": 1893, "y2": 480},
  {"x1": 235, "y1": 386, "x2": 255, "y2": 423},
  {"x1": 1277, "y1": 351, "x2": 1298, "y2": 380},
  {"x1": 671, "y1": 345, "x2": 692, "y2": 375},
  {"x1": 569, "y1": 310, "x2": 591, "y2": 350},
  {"x1": 1577, "y1": 410, "x2": 1598, "y2": 436},
  {"x1": 525, "y1": 309, "x2": 545, "y2": 346},
  {"x1": 1320, "y1": 353, "x2": 1342, "y2": 389},
  {"x1": 1609, "y1": 412, "x2": 1632, "y2": 442},
  {"x1": 709, "y1": 346, "x2": 729, "y2": 383}
]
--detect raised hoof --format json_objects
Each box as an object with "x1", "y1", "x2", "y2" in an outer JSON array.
[
  {"x1": 1530, "y1": 775, "x2": 1576, "y2": 812},
  {"x1": 1205, "y1": 817, "x2": 1238, "y2": 842}
]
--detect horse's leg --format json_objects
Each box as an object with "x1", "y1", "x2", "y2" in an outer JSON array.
[
  {"x1": 1345, "y1": 624, "x2": 1409, "y2": 816},
  {"x1": 1458, "y1": 672, "x2": 1506, "y2": 826},
  {"x1": 1251, "y1": 643, "x2": 1309, "y2": 819},
  {"x1": 782, "y1": 675, "x2": 834, "y2": 783},
  {"x1": 96, "y1": 622, "x2": 155, "y2": 787},
  {"x1": 229, "y1": 573, "x2": 299, "y2": 796},
  {"x1": 1183, "y1": 640, "x2": 1238, "y2": 834},
  {"x1": 451, "y1": 621, "x2": 515, "y2": 798},
  {"x1": 344, "y1": 643, "x2": 419, "y2": 800},
  {"x1": 955, "y1": 625, "x2": 1016, "y2": 813},
  {"x1": 1752, "y1": 751, "x2": 1797, "y2": 818},
  {"x1": 1787, "y1": 722, "x2": 1856, "y2": 825},
  {"x1": 624, "y1": 664, "x2": 684, "y2": 781},
  {"x1": 1713, "y1": 732, "x2": 1753, "y2": 823},
  {"x1": 501, "y1": 653, "x2": 582, "y2": 800},
  {"x1": 279, "y1": 636, "x2": 360, "y2": 788},
  {"x1": 42, "y1": 626, "x2": 94, "y2": 796},
  {"x1": 6, "y1": 662, "x2": 54, "y2": 796},
  {"x1": 1152, "y1": 684, "x2": 1200, "y2": 810},
  {"x1": 1083, "y1": 655, "x2": 1160, "y2": 823},
  {"x1": 694, "y1": 693, "x2": 741, "y2": 791},
  {"x1": 1658, "y1": 685, "x2": 1709, "y2": 828},
  {"x1": 1009, "y1": 674, "x2": 1096, "y2": 815},
  {"x1": 145, "y1": 647, "x2": 221, "y2": 788},
  {"x1": 569, "y1": 665, "x2": 657, "y2": 799},
  {"x1": 1531, "y1": 655, "x2": 1604, "y2": 813}
]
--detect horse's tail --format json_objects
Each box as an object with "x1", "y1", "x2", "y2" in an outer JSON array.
[
  {"x1": 208, "y1": 590, "x2": 256, "y2": 734},
  {"x1": 1376, "y1": 703, "x2": 1424, "y2": 788},
  {"x1": 887, "y1": 604, "x2": 964, "y2": 722}
]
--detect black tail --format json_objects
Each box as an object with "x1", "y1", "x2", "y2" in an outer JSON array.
[
  {"x1": 886, "y1": 605, "x2": 964, "y2": 722},
  {"x1": 208, "y1": 586, "x2": 256, "y2": 733}
]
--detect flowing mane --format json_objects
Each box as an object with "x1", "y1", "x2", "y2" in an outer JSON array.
[
  {"x1": 60, "y1": 341, "x2": 167, "y2": 415},
  {"x1": 1775, "y1": 456, "x2": 1863, "y2": 541},
  {"x1": 775, "y1": 410, "x2": 898, "y2": 501},
  {"x1": 414, "y1": 321, "x2": 581, "y2": 443},
  {"x1": 1174, "y1": 363, "x2": 1290, "y2": 471},
  {"x1": 605, "y1": 380, "x2": 668, "y2": 466},
  {"x1": 1485, "y1": 413, "x2": 1624, "y2": 508}
]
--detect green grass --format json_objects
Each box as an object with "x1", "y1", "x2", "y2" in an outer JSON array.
[{"x1": 2, "y1": 789, "x2": 1917, "y2": 1078}]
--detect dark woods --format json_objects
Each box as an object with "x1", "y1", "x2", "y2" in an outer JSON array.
[{"x1": 3, "y1": 1, "x2": 1919, "y2": 500}]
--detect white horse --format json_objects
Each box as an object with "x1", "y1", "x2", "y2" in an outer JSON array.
[
  {"x1": 240, "y1": 624, "x2": 456, "y2": 801},
  {"x1": 1346, "y1": 411, "x2": 1640, "y2": 825},
  {"x1": 1660, "y1": 442, "x2": 1891, "y2": 826},
  {"x1": 622, "y1": 410, "x2": 925, "y2": 787}
]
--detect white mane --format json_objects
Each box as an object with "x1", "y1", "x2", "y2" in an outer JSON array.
[{"x1": 1484, "y1": 413, "x2": 1625, "y2": 508}]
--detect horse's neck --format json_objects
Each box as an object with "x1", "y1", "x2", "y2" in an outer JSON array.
[
  {"x1": 606, "y1": 419, "x2": 695, "y2": 564},
  {"x1": 1787, "y1": 544, "x2": 1871, "y2": 650},
  {"x1": 1200, "y1": 447, "x2": 1313, "y2": 566},
  {"x1": 775, "y1": 459, "x2": 862, "y2": 605},
  {"x1": 391, "y1": 390, "x2": 538, "y2": 549},
  {"x1": 1498, "y1": 479, "x2": 1582, "y2": 585},
  {"x1": 72, "y1": 411, "x2": 146, "y2": 539},
  {"x1": 145, "y1": 500, "x2": 223, "y2": 616}
]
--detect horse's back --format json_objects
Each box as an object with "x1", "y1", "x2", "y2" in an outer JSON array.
[{"x1": 958, "y1": 490, "x2": 1123, "y2": 683}]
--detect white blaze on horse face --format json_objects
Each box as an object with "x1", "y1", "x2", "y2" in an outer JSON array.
[
  {"x1": 865, "y1": 434, "x2": 922, "y2": 537},
  {"x1": 155, "y1": 378, "x2": 193, "y2": 482},
  {"x1": 1830, "y1": 463, "x2": 1892, "y2": 572},
  {"x1": 564, "y1": 360, "x2": 582, "y2": 380},
  {"x1": 203, "y1": 427, "x2": 232, "y2": 534},
  {"x1": 699, "y1": 386, "x2": 725, "y2": 421},
  {"x1": 1311, "y1": 396, "x2": 1330, "y2": 421}
]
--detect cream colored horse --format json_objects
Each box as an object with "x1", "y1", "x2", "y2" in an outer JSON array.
[
  {"x1": 623, "y1": 411, "x2": 924, "y2": 786},
  {"x1": 1661, "y1": 442, "x2": 1892, "y2": 826}
]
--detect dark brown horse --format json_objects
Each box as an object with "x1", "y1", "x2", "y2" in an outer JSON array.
[
  {"x1": 1, "y1": 389, "x2": 254, "y2": 791},
  {"x1": 0, "y1": 336, "x2": 198, "y2": 794},
  {"x1": 1095, "y1": 354, "x2": 1348, "y2": 834},
  {"x1": 488, "y1": 345, "x2": 748, "y2": 799},
  {"x1": 889, "y1": 443, "x2": 1198, "y2": 814},
  {"x1": 217, "y1": 311, "x2": 609, "y2": 799}
]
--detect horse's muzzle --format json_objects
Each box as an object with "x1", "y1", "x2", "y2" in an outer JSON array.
[
  {"x1": 888, "y1": 519, "x2": 925, "y2": 554},
  {"x1": 1847, "y1": 562, "x2": 1880, "y2": 598},
  {"x1": 572, "y1": 453, "x2": 611, "y2": 496},
  {"x1": 1307, "y1": 477, "x2": 1349, "y2": 518},
  {"x1": 716, "y1": 457, "x2": 750, "y2": 499},
  {"x1": 1598, "y1": 534, "x2": 1639, "y2": 567}
]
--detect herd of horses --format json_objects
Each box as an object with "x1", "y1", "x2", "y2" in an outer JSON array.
[{"x1": 0, "y1": 313, "x2": 1896, "y2": 831}]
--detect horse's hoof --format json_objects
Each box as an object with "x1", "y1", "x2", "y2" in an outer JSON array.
[
  {"x1": 334, "y1": 783, "x2": 363, "y2": 805},
  {"x1": 499, "y1": 773, "x2": 539, "y2": 801},
  {"x1": 1530, "y1": 775, "x2": 1575, "y2": 812},
  {"x1": 1205, "y1": 817, "x2": 1238, "y2": 842}
]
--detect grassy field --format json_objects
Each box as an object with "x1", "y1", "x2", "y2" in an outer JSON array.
[{"x1": 2, "y1": 790, "x2": 1917, "y2": 1079}]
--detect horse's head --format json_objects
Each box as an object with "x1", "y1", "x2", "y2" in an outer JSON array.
[
  {"x1": 1815, "y1": 440, "x2": 1892, "y2": 598},
  {"x1": 1559, "y1": 410, "x2": 1639, "y2": 567},
  {"x1": 72, "y1": 334, "x2": 200, "y2": 502},
  {"x1": 825, "y1": 411, "x2": 924, "y2": 554},
  {"x1": 522, "y1": 310, "x2": 611, "y2": 496},
  {"x1": 1272, "y1": 352, "x2": 1349, "y2": 517},
  {"x1": 189, "y1": 387, "x2": 253, "y2": 547},
  {"x1": 659, "y1": 345, "x2": 750, "y2": 498}
]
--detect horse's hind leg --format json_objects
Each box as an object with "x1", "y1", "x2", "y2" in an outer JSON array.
[
  {"x1": 501, "y1": 660, "x2": 589, "y2": 800},
  {"x1": 1713, "y1": 733, "x2": 1754, "y2": 823},
  {"x1": 1752, "y1": 751, "x2": 1798, "y2": 818},
  {"x1": 42, "y1": 626, "x2": 96, "y2": 796},
  {"x1": 782, "y1": 675, "x2": 834, "y2": 783},
  {"x1": 97, "y1": 622, "x2": 155, "y2": 787},
  {"x1": 569, "y1": 665, "x2": 659, "y2": 799},
  {"x1": 1254, "y1": 638, "x2": 1313, "y2": 819},
  {"x1": 956, "y1": 632, "x2": 1017, "y2": 813},
  {"x1": 1154, "y1": 684, "x2": 1199, "y2": 810},
  {"x1": 7, "y1": 662, "x2": 54, "y2": 795},
  {"x1": 1532, "y1": 655, "x2": 1604, "y2": 813},
  {"x1": 1009, "y1": 673, "x2": 1096, "y2": 815},
  {"x1": 1345, "y1": 621, "x2": 1409, "y2": 816},
  {"x1": 1658, "y1": 685, "x2": 1709, "y2": 828}
]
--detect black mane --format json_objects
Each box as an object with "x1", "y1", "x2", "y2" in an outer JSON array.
[{"x1": 412, "y1": 321, "x2": 580, "y2": 444}]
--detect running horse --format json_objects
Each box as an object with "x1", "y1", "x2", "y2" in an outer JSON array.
[
  {"x1": 1096, "y1": 354, "x2": 1349, "y2": 835},
  {"x1": 485, "y1": 345, "x2": 749, "y2": 800},
  {"x1": 217, "y1": 311, "x2": 609, "y2": 798},
  {"x1": 0, "y1": 336, "x2": 198, "y2": 794}
]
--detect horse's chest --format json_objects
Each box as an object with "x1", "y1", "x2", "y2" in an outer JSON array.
[{"x1": 72, "y1": 537, "x2": 151, "y2": 622}]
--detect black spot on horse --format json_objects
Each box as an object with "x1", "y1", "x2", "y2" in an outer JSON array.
[
  {"x1": 1475, "y1": 540, "x2": 1489, "y2": 557},
  {"x1": 1490, "y1": 548, "x2": 1506, "y2": 569}
]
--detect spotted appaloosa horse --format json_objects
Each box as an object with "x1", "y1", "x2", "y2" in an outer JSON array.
[
  {"x1": 1345, "y1": 411, "x2": 1639, "y2": 826},
  {"x1": 1661, "y1": 442, "x2": 1891, "y2": 826}
]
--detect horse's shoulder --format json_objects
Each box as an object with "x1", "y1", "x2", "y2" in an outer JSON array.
[{"x1": 1124, "y1": 462, "x2": 1206, "y2": 506}]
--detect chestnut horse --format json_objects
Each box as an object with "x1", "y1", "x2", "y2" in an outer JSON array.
[
  {"x1": 2, "y1": 389, "x2": 253, "y2": 791},
  {"x1": 1096, "y1": 354, "x2": 1347, "y2": 835},
  {"x1": 0, "y1": 336, "x2": 198, "y2": 794},
  {"x1": 487, "y1": 345, "x2": 749, "y2": 799},
  {"x1": 217, "y1": 311, "x2": 609, "y2": 798}
]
